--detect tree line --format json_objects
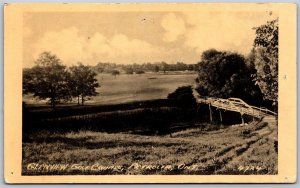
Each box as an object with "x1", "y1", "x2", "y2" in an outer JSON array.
[
  {"x1": 23, "y1": 18, "x2": 278, "y2": 111},
  {"x1": 94, "y1": 61, "x2": 197, "y2": 74},
  {"x1": 23, "y1": 52, "x2": 100, "y2": 109},
  {"x1": 195, "y1": 18, "x2": 278, "y2": 111}
]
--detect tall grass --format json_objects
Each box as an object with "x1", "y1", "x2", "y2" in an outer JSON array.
[{"x1": 22, "y1": 118, "x2": 277, "y2": 175}]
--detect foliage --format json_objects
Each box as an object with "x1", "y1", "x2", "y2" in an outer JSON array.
[
  {"x1": 245, "y1": 48, "x2": 257, "y2": 75},
  {"x1": 111, "y1": 70, "x2": 120, "y2": 76},
  {"x1": 162, "y1": 62, "x2": 168, "y2": 73},
  {"x1": 195, "y1": 49, "x2": 263, "y2": 105},
  {"x1": 23, "y1": 52, "x2": 71, "y2": 109},
  {"x1": 23, "y1": 52, "x2": 100, "y2": 108},
  {"x1": 94, "y1": 62, "x2": 197, "y2": 74},
  {"x1": 168, "y1": 86, "x2": 196, "y2": 107},
  {"x1": 252, "y1": 18, "x2": 278, "y2": 108},
  {"x1": 135, "y1": 70, "x2": 145, "y2": 74},
  {"x1": 69, "y1": 63, "x2": 100, "y2": 105},
  {"x1": 125, "y1": 68, "x2": 134, "y2": 74}
]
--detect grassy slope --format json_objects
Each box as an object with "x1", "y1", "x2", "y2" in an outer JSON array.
[{"x1": 22, "y1": 116, "x2": 277, "y2": 175}]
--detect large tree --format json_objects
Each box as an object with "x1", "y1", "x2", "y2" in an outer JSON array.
[
  {"x1": 196, "y1": 49, "x2": 263, "y2": 105},
  {"x1": 69, "y1": 63, "x2": 100, "y2": 105},
  {"x1": 252, "y1": 18, "x2": 278, "y2": 108},
  {"x1": 23, "y1": 52, "x2": 71, "y2": 109}
]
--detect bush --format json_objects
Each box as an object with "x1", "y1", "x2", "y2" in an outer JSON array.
[
  {"x1": 135, "y1": 70, "x2": 145, "y2": 74},
  {"x1": 111, "y1": 70, "x2": 120, "y2": 76},
  {"x1": 125, "y1": 69, "x2": 134, "y2": 74},
  {"x1": 168, "y1": 86, "x2": 196, "y2": 108}
]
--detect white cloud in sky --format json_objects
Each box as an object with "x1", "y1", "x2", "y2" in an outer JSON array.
[
  {"x1": 28, "y1": 12, "x2": 277, "y2": 67},
  {"x1": 33, "y1": 27, "x2": 86, "y2": 65},
  {"x1": 161, "y1": 12, "x2": 277, "y2": 55},
  {"x1": 182, "y1": 13, "x2": 257, "y2": 54},
  {"x1": 161, "y1": 13, "x2": 186, "y2": 42},
  {"x1": 33, "y1": 27, "x2": 165, "y2": 66}
]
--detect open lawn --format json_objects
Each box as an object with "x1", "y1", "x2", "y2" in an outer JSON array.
[
  {"x1": 22, "y1": 116, "x2": 277, "y2": 175},
  {"x1": 23, "y1": 72, "x2": 197, "y2": 105}
]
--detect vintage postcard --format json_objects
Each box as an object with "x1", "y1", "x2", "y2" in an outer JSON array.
[{"x1": 4, "y1": 3, "x2": 297, "y2": 183}]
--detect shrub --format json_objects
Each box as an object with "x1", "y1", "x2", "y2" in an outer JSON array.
[
  {"x1": 167, "y1": 86, "x2": 196, "y2": 108},
  {"x1": 111, "y1": 70, "x2": 120, "y2": 76},
  {"x1": 135, "y1": 70, "x2": 145, "y2": 74},
  {"x1": 125, "y1": 69, "x2": 134, "y2": 74}
]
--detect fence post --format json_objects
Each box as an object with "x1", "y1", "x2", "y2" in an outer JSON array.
[
  {"x1": 219, "y1": 110, "x2": 223, "y2": 125},
  {"x1": 209, "y1": 103, "x2": 213, "y2": 123},
  {"x1": 196, "y1": 103, "x2": 200, "y2": 114},
  {"x1": 241, "y1": 113, "x2": 244, "y2": 125}
]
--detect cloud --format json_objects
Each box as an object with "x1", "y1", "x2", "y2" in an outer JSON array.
[
  {"x1": 110, "y1": 34, "x2": 157, "y2": 56},
  {"x1": 161, "y1": 13, "x2": 186, "y2": 42},
  {"x1": 33, "y1": 27, "x2": 86, "y2": 65},
  {"x1": 182, "y1": 12, "x2": 278, "y2": 55},
  {"x1": 27, "y1": 12, "x2": 277, "y2": 67},
  {"x1": 32, "y1": 27, "x2": 166, "y2": 66}
]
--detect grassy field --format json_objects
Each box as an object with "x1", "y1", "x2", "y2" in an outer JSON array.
[
  {"x1": 23, "y1": 72, "x2": 197, "y2": 105},
  {"x1": 22, "y1": 116, "x2": 277, "y2": 175},
  {"x1": 22, "y1": 71, "x2": 277, "y2": 175}
]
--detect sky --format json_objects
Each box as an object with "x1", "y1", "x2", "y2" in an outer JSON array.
[{"x1": 23, "y1": 11, "x2": 277, "y2": 67}]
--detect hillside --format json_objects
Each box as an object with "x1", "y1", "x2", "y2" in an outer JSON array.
[{"x1": 22, "y1": 116, "x2": 277, "y2": 175}]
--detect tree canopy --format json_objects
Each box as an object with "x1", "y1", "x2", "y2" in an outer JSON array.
[
  {"x1": 69, "y1": 63, "x2": 99, "y2": 105},
  {"x1": 195, "y1": 49, "x2": 263, "y2": 105},
  {"x1": 23, "y1": 52, "x2": 100, "y2": 109},
  {"x1": 23, "y1": 52, "x2": 71, "y2": 109},
  {"x1": 111, "y1": 70, "x2": 120, "y2": 77},
  {"x1": 252, "y1": 18, "x2": 278, "y2": 108}
]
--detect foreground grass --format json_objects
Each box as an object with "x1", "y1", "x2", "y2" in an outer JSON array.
[{"x1": 22, "y1": 117, "x2": 277, "y2": 175}]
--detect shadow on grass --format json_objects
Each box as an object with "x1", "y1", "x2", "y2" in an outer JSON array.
[{"x1": 23, "y1": 134, "x2": 183, "y2": 149}]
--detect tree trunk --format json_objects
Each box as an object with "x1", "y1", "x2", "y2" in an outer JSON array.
[
  {"x1": 241, "y1": 113, "x2": 244, "y2": 125},
  {"x1": 50, "y1": 88, "x2": 56, "y2": 110},
  {"x1": 81, "y1": 95, "x2": 84, "y2": 106},
  {"x1": 51, "y1": 97, "x2": 56, "y2": 110},
  {"x1": 209, "y1": 104, "x2": 213, "y2": 123},
  {"x1": 77, "y1": 96, "x2": 80, "y2": 105},
  {"x1": 219, "y1": 110, "x2": 222, "y2": 125}
]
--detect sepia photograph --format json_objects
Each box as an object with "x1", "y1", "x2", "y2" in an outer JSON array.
[{"x1": 4, "y1": 3, "x2": 297, "y2": 183}]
